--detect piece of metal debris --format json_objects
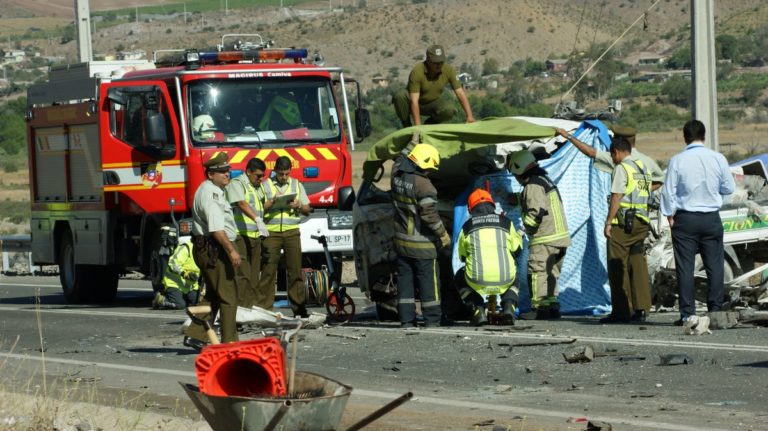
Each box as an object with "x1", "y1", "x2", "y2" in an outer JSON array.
[
  {"x1": 586, "y1": 419, "x2": 613, "y2": 430},
  {"x1": 659, "y1": 354, "x2": 694, "y2": 366}
]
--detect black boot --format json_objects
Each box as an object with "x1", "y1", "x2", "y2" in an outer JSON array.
[
  {"x1": 548, "y1": 302, "x2": 562, "y2": 320},
  {"x1": 500, "y1": 301, "x2": 516, "y2": 325},
  {"x1": 470, "y1": 305, "x2": 488, "y2": 326}
]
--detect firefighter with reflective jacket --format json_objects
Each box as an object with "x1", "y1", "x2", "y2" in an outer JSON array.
[
  {"x1": 456, "y1": 189, "x2": 522, "y2": 325},
  {"x1": 508, "y1": 150, "x2": 571, "y2": 320},
  {"x1": 391, "y1": 143, "x2": 450, "y2": 327},
  {"x1": 153, "y1": 241, "x2": 201, "y2": 310},
  {"x1": 600, "y1": 136, "x2": 653, "y2": 323}
]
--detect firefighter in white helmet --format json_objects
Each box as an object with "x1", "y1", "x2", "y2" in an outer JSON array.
[{"x1": 508, "y1": 150, "x2": 571, "y2": 320}]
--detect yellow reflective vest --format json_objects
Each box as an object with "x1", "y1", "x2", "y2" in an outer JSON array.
[
  {"x1": 457, "y1": 212, "x2": 522, "y2": 295},
  {"x1": 521, "y1": 172, "x2": 571, "y2": 247},
  {"x1": 263, "y1": 177, "x2": 302, "y2": 232},
  {"x1": 162, "y1": 242, "x2": 200, "y2": 294},
  {"x1": 612, "y1": 159, "x2": 651, "y2": 225}
]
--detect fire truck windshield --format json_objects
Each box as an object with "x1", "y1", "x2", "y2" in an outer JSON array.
[{"x1": 187, "y1": 78, "x2": 342, "y2": 146}]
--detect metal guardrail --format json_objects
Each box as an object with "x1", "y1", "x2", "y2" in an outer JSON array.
[{"x1": 0, "y1": 234, "x2": 34, "y2": 274}]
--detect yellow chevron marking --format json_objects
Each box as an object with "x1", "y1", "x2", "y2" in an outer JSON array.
[
  {"x1": 295, "y1": 148, "x2": 316, "y2": 161},
  {"x1": 274, "y1": 149, "x2": 293, "y2": 160},
  {"x1": 255, "y1": 149, "x2": 272, "y2": 160},
  {"x1": 316, "y1": 148, "x2": 337, "y2": 160},
  {"x1": 229, "y1": 150, "x2": 249, "y2": 164}
]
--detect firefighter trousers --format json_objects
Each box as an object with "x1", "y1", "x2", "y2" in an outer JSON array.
[
  {"x1": 397, "y1": 255, "x2": 441, "y2": 325},
  {"x1": 260, "y1": 229, "x2": 307, "y2": 316},
  {"x1": 527, "y1": 243, "x2": 567, "y2": 308},
  {"x1": 607, "y1": 221, "x2": 651, "y2": 318}
]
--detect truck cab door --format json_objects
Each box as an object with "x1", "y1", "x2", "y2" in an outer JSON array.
[{"x1": 99, "y1": 81, "x2": 184, "y2": 214}]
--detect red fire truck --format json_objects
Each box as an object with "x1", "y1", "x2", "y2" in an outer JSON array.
[{"x1": 26, "y1": 35, "x2": 370, "y2": 303}]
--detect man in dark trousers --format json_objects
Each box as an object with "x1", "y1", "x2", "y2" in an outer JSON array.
[
  {"x1": 260, "y1": 156, "x2": 312, "y2": 317},
  {"x1": 601, "y1": 137, "x2": 653, "y2": 323},
  {"x1": 187, "y1": 152, "x2": 244, "y2": 349},
  {"x1": 391, "y1": 143, "x2": 451, "y2": 327},
  {"x1": 661, "y1": 120, "x2": 735, "y2": 327}
]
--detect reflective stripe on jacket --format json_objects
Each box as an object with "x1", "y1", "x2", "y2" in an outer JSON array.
[
  {"x1": 391, "y1": 156, "x2": 446, "y2": 259},
  {"x1": 612, "y1": 159, "x2": 651, "y2": 225},
  {"x1": 231, "y1": 175, "x2": 264, "y2": 238},
  {"x1": 162, "y1": 242, "x2": 200, "y2": 294},
  {"x1": 263, "y1": 177, "x2": 301, "y2": 232},
  {"x1": 457, "y1": 213, "x2": 522, "y2": 295},
  {"x1": 522, "y1": 173, "x2": 571, "y2": 247}
]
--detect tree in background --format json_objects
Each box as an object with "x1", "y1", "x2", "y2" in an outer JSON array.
[
  {"x1": 662, "y1": 76, "x2": 691, "y2": 108},
  {"x1": 0, "y1": 98, "x2": 27, "y2": 156},
  {"x1": 482, "y1": 58, "x2": 499, "y2": 76}
]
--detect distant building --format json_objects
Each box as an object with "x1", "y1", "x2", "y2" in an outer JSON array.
[
  {"x1": 546, "y1": 59, "x2": 568, "y2": 73},
  {"x1": 637, "y1": 55, "x2": 665, "y2": 66},
  {"x1": 3, "y1": 50, "x2": 26, "y2": 64},
  {"x1": 457, "y1": 72, "x2": 472, "y2": 84}
]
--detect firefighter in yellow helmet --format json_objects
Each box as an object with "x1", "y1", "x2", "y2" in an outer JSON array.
[
  {"x1": 456, "y1": 189, "x2": 522, "y2": 325},
  {"x1": 391, "y1": 143, "x2": 451, "y2": 327},
  {"x1": 508, "y1": 150, "x2": 571, "y2": 320}
]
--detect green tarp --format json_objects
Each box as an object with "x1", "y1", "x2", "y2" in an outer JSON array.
[{"x1": 362, "y1": 117, "x2": 556, "y2": 197}]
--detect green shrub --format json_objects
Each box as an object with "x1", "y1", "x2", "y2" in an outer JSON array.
[{"x1": 3, "y1": 160, "x2": 18, "y2": 173}]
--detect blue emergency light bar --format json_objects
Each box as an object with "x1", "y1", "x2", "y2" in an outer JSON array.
[{"x1": 196, "y1": 49, "x2": 308, "y2": 64}]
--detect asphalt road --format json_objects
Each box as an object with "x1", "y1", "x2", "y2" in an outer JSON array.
[{"x1": 1, "y1": 275, "x2": 767, "y2": 430}]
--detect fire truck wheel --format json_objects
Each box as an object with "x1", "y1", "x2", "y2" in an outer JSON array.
[{"x1": 58, "y1": 230, "x2": 95, "y2": 304}]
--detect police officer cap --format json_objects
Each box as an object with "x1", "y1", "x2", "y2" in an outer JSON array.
[
  {"x1": 426, "y1": 45, "x2": 447, "y2": 63},
  {"x1": 204, "y1": 153, "x2": 230, "y2": 172},
  {"x1": 610, "y1": 124, "x2": 636, "y2": 146}
]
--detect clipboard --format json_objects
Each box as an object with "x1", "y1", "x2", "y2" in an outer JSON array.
[{"x1": 272, "y1": 193, "x2": 297, "y2": 209}]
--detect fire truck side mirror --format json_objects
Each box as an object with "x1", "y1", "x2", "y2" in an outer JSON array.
[
  {"x1": 337, "y1": 186, "x2": 355, "y2": 211},
  {"x1": 355, "y1": 108, "x2": 372, "y2": 141},
  {"x1": 142, "y1": 112, "x2": 176, "y2": 160}
]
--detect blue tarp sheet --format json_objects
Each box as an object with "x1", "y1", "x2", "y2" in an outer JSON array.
[{"x1": 451, "y1": 120, "x2": 614, "y2": 315}]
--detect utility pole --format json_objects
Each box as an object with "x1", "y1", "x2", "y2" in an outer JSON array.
[
  {"x1": 136, "y1": 6, "x2": 139, "y2": 25},
  {"x1": 74, "y1": 0, "x2": 93, "y2": 63},
  {"x1": 691, "y1": 0, "x2": 719, "y2": 151},
  {"x1": 184, "y1": 2, "x2": 187, "y2": 24}
]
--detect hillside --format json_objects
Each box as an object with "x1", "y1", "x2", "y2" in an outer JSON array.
[{"x1": 2, "y1": 0, "x2": 768, "y2": 93}]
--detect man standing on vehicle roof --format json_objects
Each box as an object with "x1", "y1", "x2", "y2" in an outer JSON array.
[
  {"x1": 187, "y1": 152, "x2": 243, "y2": 348},
  {"x1": 508, "y1": 150, "x2": 571, "y2": 320},
  {"x1": 260, "y1": 156, "x2": 312, "y2": 317},
  {"x1": 661, "y1": 120, "x2": 735, "y2": 328},
  {"x1": 392, "y1": 44, "x2": 475, "y2": 128},
  {"x1": 391, "y1": 143, "x2": 451, "y2": 327},
  {"x1": 226, "y1": 157, "x2": 270, "y2": 309},
  {"x1": 600, "y1": 136, "x2": 653, "y2": 323},
  {"x1": 556, "y1": 125, "x2": 662, "y2": 323}
]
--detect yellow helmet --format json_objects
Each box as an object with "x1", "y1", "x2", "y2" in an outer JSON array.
[
  {"x1": 507, "y1": 150, "x2": 537, "y2": 175},
  {"x1": 408, "y1": 143, "x2": 440, "y2": 171}
]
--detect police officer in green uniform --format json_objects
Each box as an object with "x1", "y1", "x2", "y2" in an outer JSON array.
[
  {"x1": 557, "y1": 126, "x2": 661, "y2": 323},
  {"x1": 260, "y1": 155, "x2": 312, "y2": 317},
  {"x1": 393, "y1": 44, "x2": 475, "y2": 128},
  {"x1": 391, "y1": 143, "x2": 451, "y2": 327},
  {"x1": 601, "y1": 137, "x2": 653, "y2": 323},
  {"x1": 456, "y1": 189, "x2": 522, "y2": 325},
  {"x1": 226, "y1": 157, "x2": 269, "y2": 309},
  {"x1": 186, "y1": 152, "x2": 245, "y2": 348},
  {"x1": 508, "y1": 150, "x2": 571, "y2": 320}
]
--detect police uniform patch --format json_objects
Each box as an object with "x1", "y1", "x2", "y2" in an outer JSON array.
[{"x1": 212, "y1": 193, "x2": 218, "y2": 200}]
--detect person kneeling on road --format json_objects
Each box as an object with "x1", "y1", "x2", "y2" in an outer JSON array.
[
  {"x1": 455, "y1": 189, "x2": 522, "y2": 325},
  {"x1": 153, "y1": 240, "x2": 201, "y2": 310}
]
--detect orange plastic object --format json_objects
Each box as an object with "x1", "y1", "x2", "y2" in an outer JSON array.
[{"x1": 195, "y1": 338, "x2": 287, "y2": 397}]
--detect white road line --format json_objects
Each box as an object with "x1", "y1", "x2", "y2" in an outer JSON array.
[
  {"x1": 0, "y1": 352, "x2": 735, "y2": 431},
  {"x1": 0, "y1": 305, "x2": 180, "y2": 320},
  {"x1": 2, "y1": 304, "x2": 767, "y2": 353}
]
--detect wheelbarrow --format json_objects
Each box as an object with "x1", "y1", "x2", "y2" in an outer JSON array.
[{"x1": 183, "y1": 306, "x2": 411, "y2": 430}]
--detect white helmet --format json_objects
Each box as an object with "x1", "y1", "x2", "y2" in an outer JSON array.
[
  {"x1": 507, "y1": 150, "x2": 537, "y2": 175},
  {"x1": 192, "y1": 115, "x2": 216, "y2": 139}
]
